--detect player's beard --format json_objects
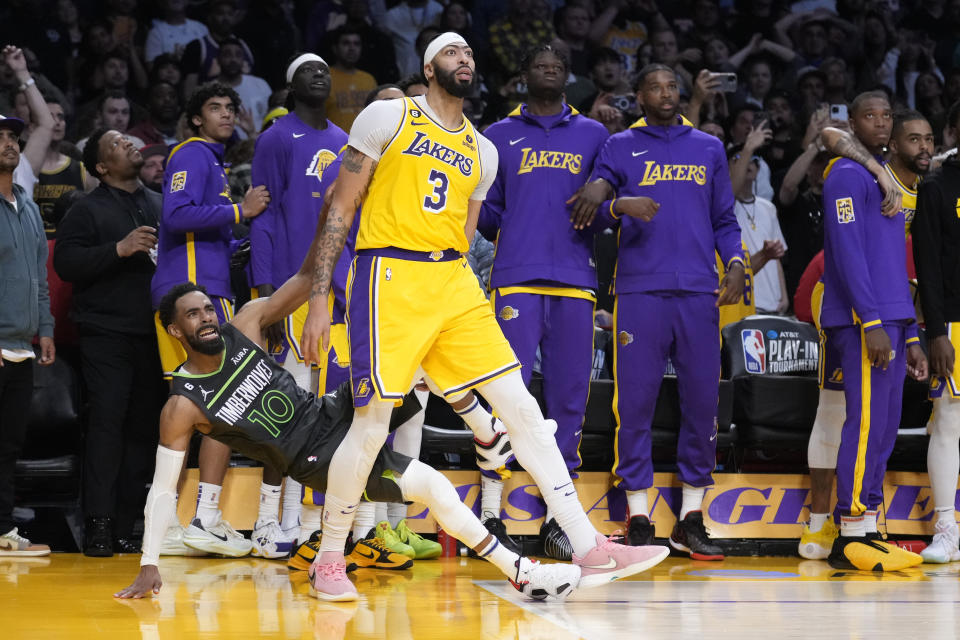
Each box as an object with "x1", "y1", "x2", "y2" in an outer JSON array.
[
  {"x1": 435, "y1": 65, "x2": 476, "y2": 98},
  {"x1": 905, "y1": 151, "x2": 932, "y2": 176},
  {"x1": 188, "y1": 325, "x2": 225, "y2": 355}
]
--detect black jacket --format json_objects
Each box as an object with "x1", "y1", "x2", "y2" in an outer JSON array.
[
  {"x1": 53, "y1": 183, "x2": 160, "y2": 335},
  {"x1": 913, "y1": 156, "x2": 960, "y2": 338}
]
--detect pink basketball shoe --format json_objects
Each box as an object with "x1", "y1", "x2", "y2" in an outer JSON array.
[{"x1": 573, "y1": 532, "x2": 669, "y2": 588}]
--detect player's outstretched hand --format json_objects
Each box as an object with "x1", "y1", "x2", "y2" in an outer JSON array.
[
  {"x1": 567, "y1": 179, "x2": 613, "y2": 230},
  {"x1": 876, "y1": 169, "x2": 903, "y2": 217},
  {"x1": 300, "y1": 302, "x2": 331, "y2": 367},
  {"x1": 929, "y1": 335, "x2": 955, "y2": 378},
  {"x1": 864, "y1": 327, "x2": 892, "y2": 370},
  {"x1": 241, "y1": 185, "x2": 271, "y2": 219},
  {"x1": 615, "y1": 196, "x2": 660, "y2": 222},
  {"x1": 715, "y1": 262, "x2": 745, "y2": 307},
  {"x1": 907, "y1": 343, "x2": 929, "y2": 381},
  {"x1": 114, "y1": 566, "x2": 162, "y2": 599}
]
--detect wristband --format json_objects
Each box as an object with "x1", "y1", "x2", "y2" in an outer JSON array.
[{"x1": 17, "y1": 77, "x2": 35, "y2": 92}]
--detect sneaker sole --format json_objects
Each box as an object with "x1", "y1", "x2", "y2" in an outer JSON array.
[
  {"x1": 252, "y1": 546, "x2": 291, "y2": 560},
  {"x1": 0, "y1": 549, "x2": 50, "y2": 557},
  {"x1": 578, "y1": 546, "x2": 669, "y2": 589},
  {"x1": 349, "y1": 558, "x2": 413, "y2": 570},
  {"x1": 308, "y1": 583, "x2": 359, "y2": 602},
  {"x1": 798, "y1": 541, "x2": 831, "y2": 560},
  {"x1": 183, "y1": 536, "x2": 253, "y2": 557},
  {"x1": 668, "y1": 537, "x2": 724, "y2": 561}
]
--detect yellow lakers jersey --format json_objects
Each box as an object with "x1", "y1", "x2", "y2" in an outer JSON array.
[
  {"x1": 356, "y1": 97, "x2": 483, "y2": 253},
  {"x1": 717, "y1": 241, "x2": 756, "y2": 328},
  {"x1": 884, "y1": 164, "x2": 918, "y2": 237}
]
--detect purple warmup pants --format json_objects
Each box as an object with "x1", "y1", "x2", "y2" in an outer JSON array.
[
  {"x1": 485, "y1": 290, "x2": 594, "y2": 478},
  {"x1": 613, "y1": 292, "x2": 720, "y2": 490},
  {"x1": 826, "y1": 323, "x2": 906, "y2": 516}
]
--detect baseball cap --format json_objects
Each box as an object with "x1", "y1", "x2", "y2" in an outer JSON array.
[{"x1": 0, "y1": 114, "x2": 25, "y2": 136}]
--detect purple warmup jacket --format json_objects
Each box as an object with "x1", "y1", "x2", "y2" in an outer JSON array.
[
  {"x1": 478, "y1": 104, "x2": 609, "y2": 290},
  {"x1": 592, "y1": 116, "x2": 744, "y2": 295},
  {"x1": 249, "y1": 113, "x2": 348, "y2": 289},
  {"x1": 820, "y1": 157, "x2": 917, "y2": 338},
  {"x1": 152, "y1": 138, "x2": 239, "y2": 307}
]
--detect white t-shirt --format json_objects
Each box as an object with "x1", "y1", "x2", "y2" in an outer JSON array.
[
  {"x1": 382, "y1": 0, "x2": 445, "y2": 76},
  {"x1": 347, "y1": 95, "x2": 498, "y2": 201},
  {"x1": 13, "y1": 155, "x2": 36, "y2": 196},
  {"x1": 232, "y1": 74, "x2": 272, "y2": 136},
  {"x1": 734, "y1": 196, "x2": 787, "y2": 312},
  {"x1": 145, "y1": 18, "x2": 209, "y2": 62}
]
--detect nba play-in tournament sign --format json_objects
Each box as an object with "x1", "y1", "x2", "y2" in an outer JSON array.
[{"x1": 183, "y1": 469, "x2": 960, "y2": 538}]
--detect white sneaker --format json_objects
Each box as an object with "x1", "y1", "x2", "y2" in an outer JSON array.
[
  {"x1": 252, "y1": 519, "x2": 296, "y2": 559},
  {"x1": 160, "y1": 524, "x2": 209, "y2": 557},
  {"x1": 510, "y1": 557, "x2": 580, "y2": 600},
  {"x1": 921, "y1": 520, "x2": 960, "y2": 564},
  {"x1": 475, "y1": 419, "x2": 513, "y2": 471},
  {"x1": 0, "y1": 527, "x2": 50, "y2": 557},
  {"x1": 183, "y1": 515, "x2": 253, "y2": 557}
]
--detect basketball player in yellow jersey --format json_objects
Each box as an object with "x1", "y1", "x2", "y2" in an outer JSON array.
[{"x1": 298, "y1": 32, "x2": 669, "y2": 601}]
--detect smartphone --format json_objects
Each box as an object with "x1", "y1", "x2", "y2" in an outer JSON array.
[
  {"x1": 752, "y1": 110, "x2": 772, "y2": 129},
  {"x1": 829, "y1": 104, "x2": 849, "y2": 121},
  {"x1": 709, "y1": 71, "x2": 738, "y2": 93}
]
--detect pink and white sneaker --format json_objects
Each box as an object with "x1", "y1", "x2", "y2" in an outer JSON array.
[
  {"x1": 573, "y1": 532, "x2": 669, "y2": 588},
  {"x1": 308, "y1": 553, "x2": 358, "y2": 601}
]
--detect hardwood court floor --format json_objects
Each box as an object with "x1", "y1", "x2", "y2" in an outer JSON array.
[{"x1": 2, "y1": 554, "x2": 959, "y2": 639}]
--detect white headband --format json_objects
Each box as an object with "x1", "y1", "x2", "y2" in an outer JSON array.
[
  {"x1": 423, "y1": 32, "x2": 469, "y2": 71},
  {"x1": 286, "y1": 53, "x2": 327, "y2": 84}
]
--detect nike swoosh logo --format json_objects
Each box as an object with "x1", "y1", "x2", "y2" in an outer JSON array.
[
  {"x1": 509, "y1": 137, "x2": 526, "y2": 146},
  {"x1": 710, "y1": 433, "x2": 718, "y2": 441},
  {"x1": 411, "y1": 121, "x2": 428, "y2": 126},
  {"x1": 564, "y1": 491, "x2": 576, "y2": 497},
  {"x1": 209, "y1": 531, "x2": 228, "y2": 542},
  {"x1": 355, "y1": 548, "x2": 376, "y2": 559},
  {"x1": 632, "y1": 150, "x2": 648, "y2": 157},
  {"x1": 553, "y1": 482, "x2": 572, "y2": 491},
  {"x1": 582, "y1": 557, "x2": 618, "y2": 570},
  {"x1": 293, "y1": 133, "x2": 305, "y2": 138}
]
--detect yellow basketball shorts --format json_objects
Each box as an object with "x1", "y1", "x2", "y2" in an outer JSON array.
[
  {"x1": 155, "y1": 295, "x2": 234, "y2": 379},
  {"x1": 346, "y1": 248, "x2": 520, "y2": 407}
]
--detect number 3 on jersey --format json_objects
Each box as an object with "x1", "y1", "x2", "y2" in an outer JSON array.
[{"x1": 424, "y1": 169, "x2": 448, "y2": 213}]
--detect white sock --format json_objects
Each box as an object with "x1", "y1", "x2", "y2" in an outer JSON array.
[
  {"x1": 300, "y1": 504, "x2": 323, "y2": 543},
  {"x1": 387, "y1": 503, "x2": 407, "y2": 528},
  {"x1": 626, "y1": 489, "x2": 649, "y2": 518},
  {"x1": 480, "y1": 476, "x2": 503, "y2": 522},
  {"x1": 840, "y1": 514, "x2": 866, "y2": 538},
  {"x1": 456, "y1": 395, "x2": 498, "y2": 442},
  {"x1": 680, "y1": 484, "x2": 705, "y2": 520},
  {"x1": 374, "y1": 502, "x2": 388, "y2": 526},
  {"x1": 476, "y1": 534, "x2": 520, "y2": 577},
  {"x1": 257, "y1": 482, "x2": 282, "y2": 525},
  {"x1": 196, "y1": 482, "x2": 221, "y2": 527},
  {"x1": 864, "y1": 509, "x2": 878, "y2": 534},
  {"x1": 935, "y1": 506, "x2": 956, "y2": 527},
  {"x1": 480, "y1": 372, "x2": 598, "y2": 555},
  {"x1": 281, "y1": 478, "x2": 301, "y2": 533},
  {"x1": 317, "y1": 401, "x2": 393, "y2": 554},
  {"x1": 808, "y1": 513, "x2": 829, "y2": 533},
  {"x1": 352, "y1": 502, "x2": 376, "y2": 540}
]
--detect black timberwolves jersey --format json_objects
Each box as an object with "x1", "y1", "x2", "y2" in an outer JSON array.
[{"x1": 170, "y1": 324, "x2": 350, "y2": 475}]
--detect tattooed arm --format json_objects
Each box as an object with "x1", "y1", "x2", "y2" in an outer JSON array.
[
  {"x1": 821, "y1": 127, "x2": 901, "y2": 217},
  {"x1": 299, "y1": 146, "x2": 377, "y2": 366}
]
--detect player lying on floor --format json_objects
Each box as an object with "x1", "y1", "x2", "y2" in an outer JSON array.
[{"x1": 115, "y1": 272, "x2": 667, "y2": 601}]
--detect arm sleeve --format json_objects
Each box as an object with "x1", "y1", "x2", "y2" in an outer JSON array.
[
  {"x1": 470, "y1": 135, "x2": 499, "y2": 201},
  {"x1": 913, "y1": 180, "x2": 947, "y2": 337},
  {"x1": 346, "y1": 99, "x2": 405, "y2": 162},
  {"x1": 35, "y1": 217, "x2": 53, "y2": 339},
  {"x1": 822, "y1": 167, "x2": 881, "y2": 328},
  {"x1": 162, "y1": 146, "x2": 240, "y2": 233},
  {"x1": 53, "y1": 202, "x2": 124, "y2": 283},
  {"x1": 140, "y1": 445, "x2": 185, "y2": 567},
  {"x1": 248, "y1": 134, "x2": 285, "y2": 288},
  {"x1": 711, "y1": 149, "x2": 745, "y2": 268}
]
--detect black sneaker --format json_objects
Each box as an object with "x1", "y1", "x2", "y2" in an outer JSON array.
[
  {"x1": 485, "y1": 517, "x2": 522, "y2": 555},
  {"x1": 669, "y1": 511, "x2": 724, "y2": 560},
  {"x1": 540, "y1": 518, "x2": 572, "y2": 561},
  {"x1": 626, "y1": 515, "x2": 655, "y2": 546}
]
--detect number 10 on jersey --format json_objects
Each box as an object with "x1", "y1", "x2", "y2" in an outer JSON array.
[{"x1": 424, "y1": 169, "x2": 448, "y2": 213}]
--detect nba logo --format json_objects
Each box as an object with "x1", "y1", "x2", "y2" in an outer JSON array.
[{"x1": 741, "y1": 329, "x2": 766, "y2": 374}]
